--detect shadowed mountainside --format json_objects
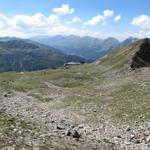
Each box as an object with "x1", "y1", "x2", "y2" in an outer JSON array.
[{"x1": 0, "y1": 37, "x2": 87, "y2": 72}]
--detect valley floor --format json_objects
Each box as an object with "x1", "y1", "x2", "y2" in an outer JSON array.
[{"x1": 0, "y1": 63, "x2": 150, "y2": 150}]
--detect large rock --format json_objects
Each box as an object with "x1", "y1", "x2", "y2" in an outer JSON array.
[{"x1": 131, "y1": 38, "x2": 150, "y2": 69}]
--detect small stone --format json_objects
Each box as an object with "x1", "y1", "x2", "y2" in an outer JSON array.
[
  {"x1": 4, "y1": 94, "x2": 7, "y2": 97},
  {"x1": 72, "y1": 130, "x2": 81, "y2": 139},
  {"x1": 66, "y1": 130, "x2": 72, "y2": 136},
  {"x1": 78, "y1": 124, "x2": 84, "y2": 129},
  {"x1": 11, "y1": 125, "x2": 15, "y2": 128},
  {"x1": 60, "y1": 119, "x2": 65, "y2": 123},
  {"x1": 130, "y1": 134, "x2": 135, "y2": 140},
  {"x1": 57, "y1": 125, "x2": 65, "y2": 130},
  {"x1": 41, "y1": 114, "x2": 46, "y2": 118},
  {"x1": 125, "y1": 142, "x2": 131, "y2": 145},
  {"x1": 50, "y1": 120, "x2": 55, "y2": 123},
  {"x1": 126, "y1": 126, "x2": 131, "y2": 131},
  {"x1": 117, "y1": 135, "x2": 122, "y2": 139},
  {"x1": 13, "y1": 128, "x2": 18, "y2": 132},
  {"x1": 24, "y1": 138, "x2": 32, "y2": 147},
  {"x1": 39, "y1": 134, "x2": 46, "y2": 138},
  {"x1": 18, "y1": 130, "x2": 22, "y2": 135},
  {"x1": 135, "y1": 139, "x2": 141, "y2": 144},
  {"x1": 30, "y1": 114, "x2": 34, "y2": 118},
  {"x1": 8, "y1": 140, "x2": 13, "y2": 144},
  {"x1": 92, "y1": 128, "x2": 98, "y2": 132},
  {"x1": 146, "y1": 136, "x2": 150, "y2": 143},
  {"x1": 71, "y1": 125, "x2": 75, "y2": 128}
]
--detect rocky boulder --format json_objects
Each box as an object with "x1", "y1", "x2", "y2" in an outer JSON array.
[{"x1": 131, "y1": 38, "x2": 150, "y2": 69}]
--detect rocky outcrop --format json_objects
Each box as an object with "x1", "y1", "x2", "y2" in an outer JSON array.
[{"x1": 131, "y1": 38, "x2": 150, "y2": 69}]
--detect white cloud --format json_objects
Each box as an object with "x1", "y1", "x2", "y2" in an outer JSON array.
[
  {"x1": 52, "y1": 4, "x2": 74, "y2": 15},
  {"x1": 84, "y1": 15, "x2": 105, "y2": 26},
  {"x1": 0, "y1": 13, "x2": 62, "y2": 37},
  {"x1": 8, "y1": 13, "x2": 61, "y2": 36},
  {"x1": 0, "y1": 13, "x2": 10, "y2": 29},
  {"x1": 131, "y1": 15, "x2": 150, "y2": 29},
  {"x1": 131, "y1": 15, "x2": 150, "y2": 38},
  {"x1": 103, "y1": 10, "x2": 114, "y2": 17},
  {"x1": 0, "y1": 12, "x2": 114, "y2": 39},
  {"x1": 12, "y1": 13, "x2": 48, "y2": 28},
  {"x1": 66, "y1": 16, "x2": 81, "y2": 25},
  {"x1": 114, "y1": 15, "x2": 121, "y2": 23},
  {"x1": 0, "y1": 12, "x2": 92, "y2": 38},
  {"x1": 0, "y1": 12, "x2": 137, "y2": 40},
  {"x1": 47, "y1": 14, "x2": 60, "y2": 26},
  {"x1": 84, "y1": 9, "x2": 114, "y2": 26}
]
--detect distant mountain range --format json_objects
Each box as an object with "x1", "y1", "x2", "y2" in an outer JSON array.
[
  {"x1": 0, "y1": 36, "x2": 138, "y2": 72},
  {"x1": 31, "y1": 35, "x2": 138, "y2": 60},
  {"x1": 0, "y1": 37, "x2": 87, "y2": 72}
]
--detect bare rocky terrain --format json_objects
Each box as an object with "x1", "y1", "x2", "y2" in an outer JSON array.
[
  {"x1": 0, "y1": 39, "x2": 150, "y2": 150},
  {"x1": 0, "y1": 92, "x2": 150, "y2": 150}
]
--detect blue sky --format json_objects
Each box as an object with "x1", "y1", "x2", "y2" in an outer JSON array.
[{"x1": 0, "y1": 0, "x2": 150, "y2": 39}]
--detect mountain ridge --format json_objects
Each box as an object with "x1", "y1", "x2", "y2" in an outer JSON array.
[
  {"x1": 96, "y1": 38, "x2": 150, "y2": 71},
  {"x1": 31, "y1": 35, "x2": 138, "y2": 60}
]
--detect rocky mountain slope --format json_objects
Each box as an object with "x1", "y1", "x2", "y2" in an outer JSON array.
[
  {"x1": 0, "y1": 38, "x2": 150, "y2": 150},
  {"x1": 96, "y1": 38, "x2": 150, "y2": 71},
  {"x1": 31, "y1": 35, "x2": 137, "y2": 60},
  {"x1": 131, "y1": 38, "x2": 150, "y2": 68},
  {"x1": 0, "y1": 37, "x2": 86, "y2": 72}
]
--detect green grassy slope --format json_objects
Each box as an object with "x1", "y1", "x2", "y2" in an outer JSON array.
[{"x1": 1, "y1": 41, "x2": 150, "y2": 123}]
